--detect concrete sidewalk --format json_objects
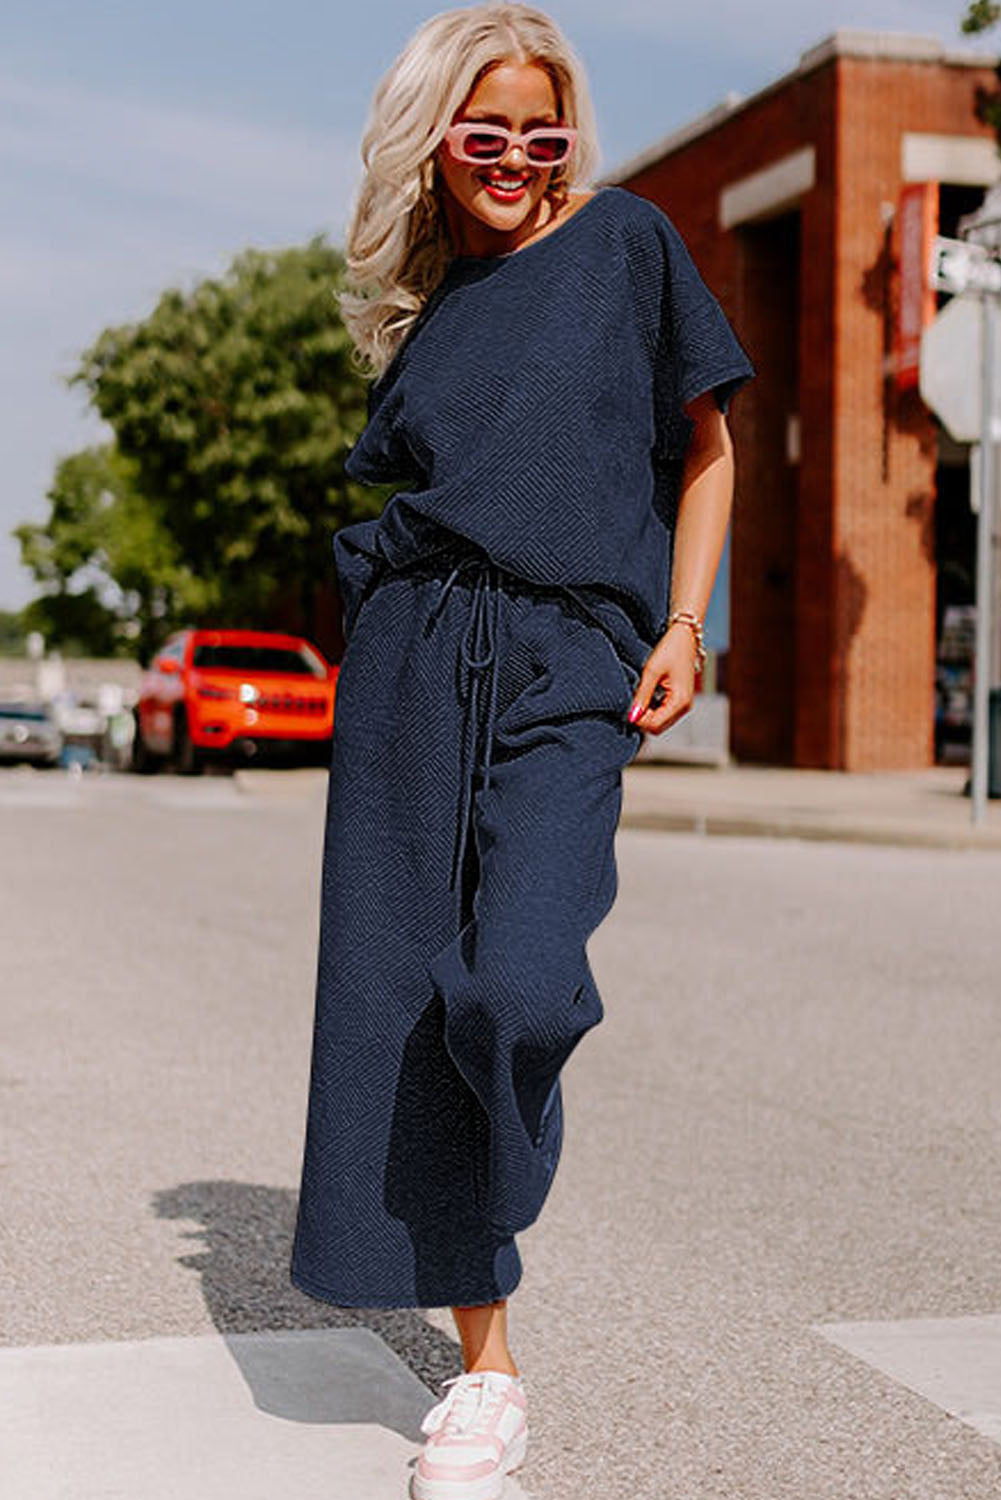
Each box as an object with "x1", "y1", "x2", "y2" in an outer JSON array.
[{"x1": 620, "y1": 760, "x2": 1001, "y2": 851}]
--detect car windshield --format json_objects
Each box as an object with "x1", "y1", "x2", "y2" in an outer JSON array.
[
  {"x1": 191, "y1": 644, "x2": 325, "y2": 678},
  {"x1": 0, "y1": 706, "x2": 48, "y2": 721}
]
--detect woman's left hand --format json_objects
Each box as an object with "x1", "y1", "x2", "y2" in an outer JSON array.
[{"x1": 626, "y1": 625, "x2": 698, "y2": 735}]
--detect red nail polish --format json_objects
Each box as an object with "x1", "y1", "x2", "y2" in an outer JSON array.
[{"x1": 628, "y1": 704, "x2": 641, "y2": 724}]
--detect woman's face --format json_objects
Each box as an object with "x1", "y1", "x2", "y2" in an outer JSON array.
[{"x1": 435, "y1": 60, "x2": 564, "y2": 251}]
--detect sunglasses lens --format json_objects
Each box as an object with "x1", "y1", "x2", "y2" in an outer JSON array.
[
  {"x1": 526, "y1": 132, "x2": 572, "y2": 164},
  {"x1": 460, "y1": 130, "x2": 510, "y2": 161}
]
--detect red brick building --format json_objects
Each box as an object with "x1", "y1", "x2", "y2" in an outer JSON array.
[{"x1": 605, "y1": 30, "x2": 1000, "y2": 769}]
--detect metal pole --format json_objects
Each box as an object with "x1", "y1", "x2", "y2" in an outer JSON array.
[
  {"x1": 994, "y1": 438, "x2": 1001, "y2": 690},
  {"x1": 972, "y1": 289, "x2": 996, "y2": 823}
]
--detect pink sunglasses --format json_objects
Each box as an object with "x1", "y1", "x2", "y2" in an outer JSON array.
[{"x1": 442, "y1": 121, "x2": 578, "y2": 168}]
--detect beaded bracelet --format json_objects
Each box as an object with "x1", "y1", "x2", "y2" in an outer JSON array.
[{"x1": 666, "y1": 608, "x2": 707, "y2": 672}]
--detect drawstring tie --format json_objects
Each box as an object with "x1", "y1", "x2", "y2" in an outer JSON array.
[{"x1": 428, "y1": 553, "x2": 503, "y2": 895}]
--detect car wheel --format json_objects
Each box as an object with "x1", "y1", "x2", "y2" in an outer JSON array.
[
  {"x1": 173, "y1": 710, "x2": 203, "y2": 776},
  {"x1": 130, "y1": 713, "x2": 160, "y2": 775}
]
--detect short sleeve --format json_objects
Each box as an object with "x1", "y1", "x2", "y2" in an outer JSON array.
[
  {"x1": 343, "y1": 279, "x2": 458, "y2": 488},
  {"x1": 343, "y1": 382, "x2": 422, "y2": 486},
  {"x1": 655, "y1": 208, "x2": 755, "y2": 419}
]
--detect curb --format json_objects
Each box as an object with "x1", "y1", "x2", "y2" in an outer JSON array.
[{"x1": 618, "y1": 807, "x2": 1001, "y2": 852}]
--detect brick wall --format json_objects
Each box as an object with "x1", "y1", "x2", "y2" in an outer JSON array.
[{"x1": 616, "y1": 43, "x2": 998, "y2": 767}]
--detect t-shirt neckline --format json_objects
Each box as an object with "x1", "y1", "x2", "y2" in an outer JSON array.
[{"x1": 449, "y1": 185, "x2": 612, "y2": 266}]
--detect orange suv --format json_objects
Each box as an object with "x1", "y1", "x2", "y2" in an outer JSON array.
[{"x1": 132, "y1": 628, "x2": 338, "y2": 773}]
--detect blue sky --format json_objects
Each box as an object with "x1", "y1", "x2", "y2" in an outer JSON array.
[{"x1": 0, "y1": 0, "x2": 982, "y2": 619}]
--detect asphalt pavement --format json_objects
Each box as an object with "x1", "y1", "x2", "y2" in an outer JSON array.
[{"x1": 2, "y1": 762, "x2": 1000, "y2": 1499}]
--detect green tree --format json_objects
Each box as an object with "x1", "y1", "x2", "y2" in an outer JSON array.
[
  {"x1": 962, "y1": 3, "x2": 1001, "y2": 141},
  {"x1": 0, "y1": 609, "x2": 27, "y2": 656},
  {"x1": 18, "y1": 589, "x2": 119, "y2": 659},
  {"x1": 15, "y1": 445, "x2": 207, "y2": 661},
  {"x1": 72, "y1": 236, "x2": 382, "y2": 639}
]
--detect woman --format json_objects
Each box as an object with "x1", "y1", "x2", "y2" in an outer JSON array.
[{"x1": 290, "y1": 5, "x2": 755, "y2": 1496}]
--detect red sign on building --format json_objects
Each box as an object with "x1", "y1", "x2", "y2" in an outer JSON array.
[{"x1": 895, "y1": 181, "x2": 938, "y2": 389}]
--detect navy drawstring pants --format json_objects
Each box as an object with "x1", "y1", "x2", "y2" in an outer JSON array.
[{"x1": 289, "y1": 540, "x2": 643, "y2": 1309}]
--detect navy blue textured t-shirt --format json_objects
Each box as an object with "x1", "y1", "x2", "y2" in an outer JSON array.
[{"x1": 338, "y1": 183, "x2": 755, "y2": 674}]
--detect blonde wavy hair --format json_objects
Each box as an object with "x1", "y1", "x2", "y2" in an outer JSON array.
[{"x1": 338, "y1": 2, "x2": 601, "y2": 379}]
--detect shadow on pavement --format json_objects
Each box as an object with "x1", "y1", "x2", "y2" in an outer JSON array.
[{"x1": 153, "y1": 1180, "x2": 464, "y2": 1435}]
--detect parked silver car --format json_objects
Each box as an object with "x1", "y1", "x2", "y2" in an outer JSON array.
[{"x1": 0, "y1": 701, "x2": 63, "y2": 767}]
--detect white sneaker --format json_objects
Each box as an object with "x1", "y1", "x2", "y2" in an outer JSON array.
[{"x1": 411, "y1": 1368, "x2": 528, "y2": 1500}]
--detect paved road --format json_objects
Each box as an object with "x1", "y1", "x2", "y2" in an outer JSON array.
[{"x1": 2, "y1": 765, "x2": 1000, "y2": 1499}]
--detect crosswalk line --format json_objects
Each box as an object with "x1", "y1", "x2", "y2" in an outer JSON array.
[
  {"x1": 814, "y1": 1313, "x2": 1001, "y2": 1448},
  {"x1": 0, "y1": 1327, "x2": 530, "y2": 1499}
]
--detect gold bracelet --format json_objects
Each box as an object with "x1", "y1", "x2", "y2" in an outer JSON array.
[{"x1": 666, "y1": 608, "x2": 707, "y2": 672}]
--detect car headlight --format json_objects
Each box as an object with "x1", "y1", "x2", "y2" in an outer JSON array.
[{"x1": 238, "y1": 683, "x2": 259, "y2": 704}]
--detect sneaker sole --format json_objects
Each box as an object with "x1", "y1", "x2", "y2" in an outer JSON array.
[{"x1": 410, "y1": 1425, "x2": 528, "y2": 1500}]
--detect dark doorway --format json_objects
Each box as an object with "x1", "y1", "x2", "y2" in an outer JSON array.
[
  {"x1": 934, "y1": 445, "x2": 976, "y2": 763},
  {"x1": 729, "y1": 208, "x2": 800, "y2": 763}
]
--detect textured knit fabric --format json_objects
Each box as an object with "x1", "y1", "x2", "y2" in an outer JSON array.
[
  {"x1": 332, "y1": 183, "x2": 756, "y2": 677},
  {"x1": 289, "y1": 186, "x2": 756, "y2": 1309},
  {"x1": 290, "y1": 557, "x2": 641, "y2": 1307}
]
